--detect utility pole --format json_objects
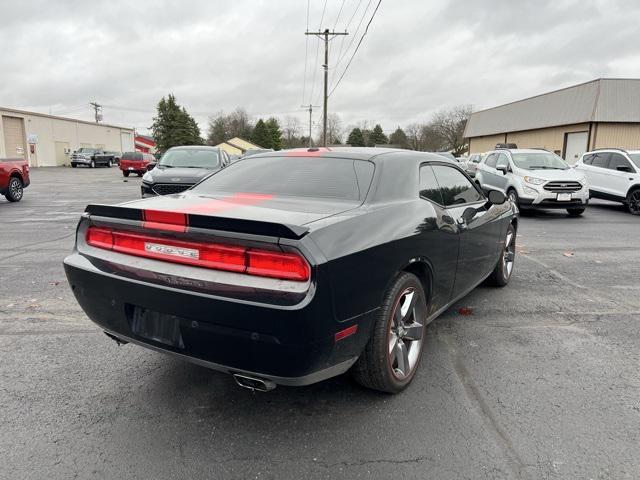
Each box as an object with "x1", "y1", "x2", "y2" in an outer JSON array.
[
  {"x1": 89, "y1": 101, "x2": 102, "y2": 123},
  {"x1": 305, "y1": 28, "x2": 348, "y2": 147},
  {"x1": 300, "y1": 104, "x2": 320, "y2": 148}
]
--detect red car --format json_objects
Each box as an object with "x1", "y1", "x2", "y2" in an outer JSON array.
[
  {"x1": 119, "y1": 152, "x2": 155, "y2": 177},
  {"x1": 1, "y1": 158, "x2": 30, "y2": 202}
]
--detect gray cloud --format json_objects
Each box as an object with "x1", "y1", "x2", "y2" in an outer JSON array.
[{"x1": 1, "y1": 0, "x2": 639, "y2": 135}]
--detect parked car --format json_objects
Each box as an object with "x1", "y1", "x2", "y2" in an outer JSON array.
[
  {"x1": 64, "y1": 148, "x2": 518, "y2": 393},
  {"x1": 465, "y1": 153, "x2": 485, "y2": 178},
  {"x1": 476, "y1": 148, "x2": 589, "y2": 216},
  {"x1": 573, "y1": 148, "x2": 640, "y2": 215},
  {"x1": 104, "y1": 151, "x2": 122, "y2": 165},
  {"x1": 119, "y1": 152, "x2": 155, "y2": 177},
  {"x1": 141, "y1": 146, "x2": 230, "y2": 197},
  {"x1": 70, "y1": 148, "x2": 112, "y2": 168},
  {"x1": 0, "y1": 158, "x2": 30, "y2": 202}
]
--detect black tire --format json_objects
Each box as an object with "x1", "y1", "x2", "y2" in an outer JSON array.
[
  {"x1": 507, "y1": 188, "x2": 519, "y2": 208},
  {"x1": 5, "y1": 176, "x2": 24, "y2": 202},
  {"x1": 487, "y1": 223, "x2": 516, "y2": 287},
  {"x1": 90, "y1": 160, "x2": 95, "y2": 168},
  {"x1": 122, "y1": 171, "x2": 130, "y2": 177},
  {"x1": 567, "y1": 208, "x2": 585, "y2": 217},
  {"x1": 137, "y1": 172, "x2": 143, "y2": 177},
  {"x1": 71, "y1": 163, "x2": 77, "y2": 168},
  {"x1": 352, "y1": 272, "x2": 427, "y2": 394},
  {"x1": 627, "y1": 188, "x2": 640, "y2": 216},
  {"x1": 107, "y1": 159, "x2": 112, "y2": 167}
]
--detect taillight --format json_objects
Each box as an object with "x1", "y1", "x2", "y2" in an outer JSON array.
[{"x1": 85, "y1": 226, "x2": 310, "y2": 282}]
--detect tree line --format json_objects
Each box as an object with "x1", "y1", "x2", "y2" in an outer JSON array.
[{"x1": 151, "y1": 94, "x2": 472, "y2": 156}]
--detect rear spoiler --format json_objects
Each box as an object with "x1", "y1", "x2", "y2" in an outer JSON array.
[{"x1": 84, "y1": 204, "x2": 309, "y2": 240}]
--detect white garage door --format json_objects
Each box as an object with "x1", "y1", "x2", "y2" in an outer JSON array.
[
  {"x1": 120, "y1": 132, "x2": 134, "y2": 152},
  {"x1": 2, "y1": 116, "x2": 27, "y2": 158},
  {"x1": 564, "y1": 131, "x2": 588, "y2": 165}
]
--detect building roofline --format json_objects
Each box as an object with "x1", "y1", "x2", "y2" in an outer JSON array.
[{"x1": 0, "y1": 106, "x2": 134, "y2": 131}]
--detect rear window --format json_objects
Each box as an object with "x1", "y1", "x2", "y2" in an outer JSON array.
[
  {"x1": 193, "y1": 156, "x2": 375, "y2": 201},
  {"x1": 122, "y1": 152, "x2": 143, "y2": 161}
]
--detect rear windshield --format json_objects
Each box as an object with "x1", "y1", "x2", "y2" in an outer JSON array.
[
  {"x1": 122, "y1": 152, "x2": 143, "y2": 161},
  {"x1": 193, "y1": 156, "x2": 375, "y2": 201},
  {"x1": 159, "y1": 149, "x2": 220, "y2": 169}
]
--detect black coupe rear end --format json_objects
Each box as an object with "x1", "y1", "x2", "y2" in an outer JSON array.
[{"x1": 65, "y1": 148, "x2": 518, "y2": 393}]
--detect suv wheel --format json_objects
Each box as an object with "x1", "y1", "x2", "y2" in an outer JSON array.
[
  {"x1": 5, "y1": 176, "x2": 24, "y2": 202},
  {"x1": 567, "y1": 208, "x2": 585, "y2": 217},
  {"x1": 122, "y1": 171, "x2": 130, "y2": 177},
  {"x1": 507, "y1": 188, "x2": 519, "y2": 207},
  {"x1": 627, "y1": 189, "x2": 640, "y2": 215},
  {"x1": 353, "y1": 272, "x2": 427, "y2": 393},
  {"x1": 487, "y1": 223, "x2": 516, "y2": 286}
]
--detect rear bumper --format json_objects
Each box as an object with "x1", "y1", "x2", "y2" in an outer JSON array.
[{"x1": 63, "y1": 253, "x2": 372, "y2": 385}]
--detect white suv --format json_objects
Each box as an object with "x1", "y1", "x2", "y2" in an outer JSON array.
[
  {"x1": 475, "y1": 149, "x2": 589, "y2": 216},
  {"x1": 573, "y1": 149, "x2": 640, "y2": 215}
]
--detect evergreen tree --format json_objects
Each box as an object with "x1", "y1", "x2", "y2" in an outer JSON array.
[
  {"x1": 389, "y1": 127, "x2": 408, "y2": 148},
  {"x1": 369, "y1": 124, "x2": 388, "y2": 145},
  {"x1": 206, "y1": 115, "x2": 227, "y2": 145},
  {"x1": 265, "y1": 117, "x2": 283, "y2": 150},
  {"x1": 347, "y1": 127, "x2": 365, "y2": 147},
  {"x1": 252, "y1": 119, "x2": 270, "y2": 148},
  {"x1": 151, "y1": 94, "x2": 202, "y2": 152}
]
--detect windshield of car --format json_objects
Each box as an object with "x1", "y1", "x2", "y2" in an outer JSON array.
[
  {"x1": 158, "y1": 149, "x2": 220, "y2": 169},
  {"x1": 511, "y1": 152, "x2": 569, "y2": 170},
  {"x1": 77, "y1": 148, "x2": 95, "y2": 153},
  {"x1": 629, "y1": 153, "x2": 640, "y2": 168},
  {"x1": 192, "y1": 156, "x2": 374, "y2": 201}
]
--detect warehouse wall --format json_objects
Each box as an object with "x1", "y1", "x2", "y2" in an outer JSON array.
[
  {"x1": 506, "y1": 123, "x2": 590, "y2": 155},
  {"x1": 0, "y1": 108, "x2": 133, "y2": 167},
  {"x1": 593, "y1": 123, "x2": 640, "y2": 150},
  {"x1": 468, "y1": 134, "x2": 505, "y2": 154}
]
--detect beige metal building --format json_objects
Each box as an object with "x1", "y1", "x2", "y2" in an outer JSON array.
[
  {"x1": 465, "y1": 78, "x2": 640, "y2": 163},
  {"x1": 0, "y1": 107, "x2": 135, "y2": 167},
  {"x1": 215, "y1": 137, "x2": 264, "y2": 156}
]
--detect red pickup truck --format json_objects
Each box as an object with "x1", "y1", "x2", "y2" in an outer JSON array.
[
  {"x1": 119, "y1": 151, "x2": 155, "y2": 177},
  {"x1": 1, "y1": 158, "x2": 30, "y2": 202}
]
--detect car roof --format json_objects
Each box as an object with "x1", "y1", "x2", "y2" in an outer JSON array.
[
  {"x1": 252, "y1": 147, "x2": 453, "y2": 164},
  {"x1": 488, "y1": 148, "x2": 551, "y2": 155},
  {"x1": 167, "y1": 145, "x2": 220, "y2": 151}
]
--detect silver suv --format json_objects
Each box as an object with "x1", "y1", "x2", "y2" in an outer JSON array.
[{"x1": 475, "y1": 149, "x2": 589, "y2": 216}]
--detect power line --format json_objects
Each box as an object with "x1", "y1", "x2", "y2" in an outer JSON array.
[
  {"x1": 327, "y1": 0, "x2": 365, "y2": 95},
  {"x1": 328, "y1": 0, "x2": 382, "y2": 98},
  {"x1": 332, "y1": 0, "x2": 372, "y2": 72},
  {"x1": 332, "y1": 0, "x2": 346, "y2": 29},
  {"x1": 309, "y1": 0, "x2": 329, "y2": 104},
  {"x1": 301, "y1": 0, "x2": 311, "y2": 104}
]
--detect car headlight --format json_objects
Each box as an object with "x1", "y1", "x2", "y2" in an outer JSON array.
[
  {"x1": 524, "y1": 176, "x2": 546, "y2": 185},
  {"x1": 142, "y1": 173, "x2": 152, "y2": 183}
]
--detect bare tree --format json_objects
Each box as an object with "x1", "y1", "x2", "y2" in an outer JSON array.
[
  {"x1": 429, "y1": 105, "x2": 473, "y2": 155},
  {"x1": 283, "y1": 116, "x2": 302, "y2": 148}
]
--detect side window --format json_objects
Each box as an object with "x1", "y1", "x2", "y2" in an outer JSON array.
[
  {"x1": 608, "y1": 153, "x2": 631, "y2": 171},
  {"x1": 496, "y1": 153, "x2": 510, "y2": 169},
  {"x1": 419, "y1": 165, "x2": 443, "y2": 205},
  {"x1": 473, "y1": 155, "x2": 481, "y2": 163},
  {"x1": 485, "y1": 153, "x2": 497, "y2": 168},
  {"x1": 432, "y1": 165, "x2": 484, "y2": 206},
  {"x1": 591, "y1": 153, "x2": 610, "y2": 168},
  {"x1": 582, "y1": 154, "x2": 594, "y2": 165}
]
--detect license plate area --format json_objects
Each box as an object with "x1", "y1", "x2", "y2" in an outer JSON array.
[
  {"x1": 129, "y1": 306, "x2": 184, "y2": 348},
  {"x1": 557, "y1": 193, "x2": 572, "y2": 201},
  {"x1": 128, "y1": 167, "x2": 134, "y2": 170}
]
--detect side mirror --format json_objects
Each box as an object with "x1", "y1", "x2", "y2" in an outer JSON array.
[
  {"x1": 617, "y1": 165, "x2": 632, "y2": 173},
  {"x1": 496, "y1": 164, "x2": 508, "y2": 175},
  {"x1": 487, "y1": 189, "x2": 507, "y2": 205}
]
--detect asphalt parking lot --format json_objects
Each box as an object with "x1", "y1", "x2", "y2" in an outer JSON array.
[{"x1": 1, "y1": 167, "x2": 639, "y2": 480}]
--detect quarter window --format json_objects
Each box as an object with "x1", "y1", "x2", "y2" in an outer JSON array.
[
  {"x1": 419, "y1": 165, "x2": 443, "y2": 204},
  {"x1": 432, "y1": 165, "x2": 484, "y2": 206},
  {"x1": 582, "y1": 154, "x2": 594, "y2": 165}
]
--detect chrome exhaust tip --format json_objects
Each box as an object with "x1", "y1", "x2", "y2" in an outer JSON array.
[{"x1": 233, "y1": 374, "x2": 276, "y2": 392}]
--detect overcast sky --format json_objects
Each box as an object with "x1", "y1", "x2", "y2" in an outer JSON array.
[{"x1": 1, "y1": 0, "x2": 639, "y2": 136}]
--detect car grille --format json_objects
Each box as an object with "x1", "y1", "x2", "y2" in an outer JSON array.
[
  {"x1": 151, "y1": 183, "x2": 191, "y2": 195},
  {"x1": 543, "y1": 181, "x2": 582, "y2": 193}
]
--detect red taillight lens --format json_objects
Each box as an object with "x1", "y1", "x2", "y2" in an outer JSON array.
[
  {"x1": 86, "y1": 227, "x2": 113, "y2": 249},
  {"x1": 246, "y1": 250, "x2": 310, "y2": 281},
  {"x1": 85, "y1": 226, "x2": 310, "y2": 281}
]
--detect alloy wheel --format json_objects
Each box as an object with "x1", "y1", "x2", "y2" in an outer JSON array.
[
  {"x1": 508, "y1": 191, "x2": 517, "y2": 204},
  {"x1": 503, "y1": 228, "x2": 515, "y2": 279},
  {"x1": 387, "y1": 288, "x2": 424, "y2": 379},
  {"x1": 9, "y1": 178, "x2": 23, "y2": 200},
  {"x1": 629, "y1": 190, "x2": 640, "y2": 215}
]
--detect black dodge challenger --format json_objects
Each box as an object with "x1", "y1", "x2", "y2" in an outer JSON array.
[{"x1": 64, "y1": 148, "x2": 518, "y2": 393}]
